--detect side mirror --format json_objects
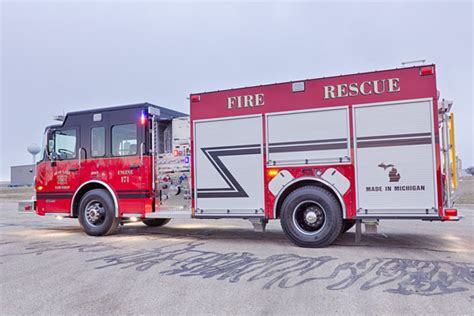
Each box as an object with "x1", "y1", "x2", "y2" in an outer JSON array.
[
  {"x1": 48, "y1": 139, "x2": 54, "y2": 154},
  {"x1": 46, "y1": 129, "x2": 56, "y2": 165}
]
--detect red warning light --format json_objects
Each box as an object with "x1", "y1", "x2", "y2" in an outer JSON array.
[
  {"x1": 191, "y1": 95, "x2": 201, "y2": 102},
  {"x1": 140, "y1": 111, "x2": 147, "y2": 125},
  {"x1": 419, "y1": 66, "x2": 434, "y2": 76}
]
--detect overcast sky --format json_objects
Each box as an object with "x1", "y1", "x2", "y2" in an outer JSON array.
[{"x1": 1, "y1": 1, "x2": 473, "y2": 181}]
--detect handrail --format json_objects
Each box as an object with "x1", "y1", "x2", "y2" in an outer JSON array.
[{"x1": 79, "y1": 147, "x2": 87, "y2": 166}]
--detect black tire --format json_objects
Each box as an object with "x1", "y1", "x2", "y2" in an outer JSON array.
[
  {"x1": 341, "y1": 220, "x2": 356, "y2": 233},
  {"x1": 280, "y1": 186, "x2": 343, "y2": 248},
  {"x1": 142, "y1": 218, "x2": 171, "y2": 227},
  {"x1": 78, "y1": 189, "x2": 119, "y2": 236}
]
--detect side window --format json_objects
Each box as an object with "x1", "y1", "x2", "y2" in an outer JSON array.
[
  {"x1": 91, "y1": 127, "x2": 105, "y2": 157},
  {"x1": 112, "y1": 124, "x2": 137, "y2": 156},
  {"x1": 52, "y1": 129, "x2": 77, "y2": 160},
  {"x1": 158, "y1": 122, "x2": 172, "y2": 154}
]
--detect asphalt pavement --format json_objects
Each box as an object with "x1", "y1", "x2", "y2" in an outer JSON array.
[{"x1": 0, "y1": 194, "x2": 473, "y2": 315}]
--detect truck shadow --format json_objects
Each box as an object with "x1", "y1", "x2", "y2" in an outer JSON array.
[
  {"x1": 3, "y1": 224, "x2": 472, "y2": 296},
  {"x1": 111, "y1": 223, "x2": 467, "y2": 254},
  {"x1": 19, "y1": 218, "x2": 468, "y2": 254}
]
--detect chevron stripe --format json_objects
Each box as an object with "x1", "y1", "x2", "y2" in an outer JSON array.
[{"x1": 197, "y1": 144, "x2": 261, "y2": 198}]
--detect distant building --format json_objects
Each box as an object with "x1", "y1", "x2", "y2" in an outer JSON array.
[{"x1": 10, "y1": 164, "x2": 36, "y2": 186}]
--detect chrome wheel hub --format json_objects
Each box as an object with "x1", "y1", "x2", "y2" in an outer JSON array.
[
  {"x1": 293, "y1": 201, "x2": 326, "y2": 235},
  {"x1": 304, "y1": 209, "x2": 318, "y2": 224},
  {"x1": 85, "y1": 201, "x2": 105, "y2": 226},
  {"x1": 303, "y1": 207, "x2": 324, "y2": 226}
]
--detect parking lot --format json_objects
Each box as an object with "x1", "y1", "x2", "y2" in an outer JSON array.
[{"x1": 1, "y1": 180, "x2": 473, "y2": 315}]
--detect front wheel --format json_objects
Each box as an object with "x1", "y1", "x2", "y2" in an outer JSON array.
[
  {"x1": 78, "y1": 189, "x2": 119, "y2": 236},
  {"x1": 280, "y1": 186, "x2": 343, "y2": 248}
]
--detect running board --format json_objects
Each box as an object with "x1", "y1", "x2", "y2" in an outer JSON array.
[{"x1": 146, "y1": 210, "x2": 192, "y2": 219}]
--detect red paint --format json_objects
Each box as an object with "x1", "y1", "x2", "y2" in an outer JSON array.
[
  {"x1": 262, "y1": 165, "x2": 355, "y2": 219},
  {"x1": 36, "y1": 155, "x2": 152, "y2": 217},
  {"x1": 191, "y1": 66, "x2": 437, "y2": 121}
]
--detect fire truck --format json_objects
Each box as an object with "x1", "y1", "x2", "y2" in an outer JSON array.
[{"x1": 19, "y1": 65, "x2": 459, "y2": 247}]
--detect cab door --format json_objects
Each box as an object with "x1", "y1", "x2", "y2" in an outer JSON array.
[
  {"x1": 107, "y1": 113, "x2": 150, "y2": 216},
  {"x1": 80, "y1": 123, "x2": 109, "y2": 187},
  {"x1": 38, "y1": 127, "x2": 81, "y2": 213}
]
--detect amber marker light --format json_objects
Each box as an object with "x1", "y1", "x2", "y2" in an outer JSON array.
[
  {"x1": 267, "y1": 169, "x2": 279, "y2": 178},
  {"x1": 36, "y1": 185, "x2": 44, "y2": 192}
]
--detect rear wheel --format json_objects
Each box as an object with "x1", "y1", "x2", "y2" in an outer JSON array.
[
  {"x1": 78, "y1": 189, "x2": 119, "y2": 236},
  {"x1": 280, "y1": 186, "x2": 343, "y2": 248},
  {"x1": 142, "y1": 218, "x2": 171, "y2": 227}
]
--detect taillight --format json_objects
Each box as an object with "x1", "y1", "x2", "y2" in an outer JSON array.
[
  {"x1": 419, "y1": 66, "x2": 434, "y2": 76},
  {"x1": 445, "y1": 209, "x2": 457, "y2": 217},
  {"x1": 443, "y1": 208, "x2": 458, "y2": 221}
]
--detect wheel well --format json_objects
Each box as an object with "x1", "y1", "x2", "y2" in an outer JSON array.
[
  {"x1": 72, "y1": 183, "x2": 110, "y2": 217},
  {"x1": 274, "y1": 179, "x2": 344, "y2": 219}
]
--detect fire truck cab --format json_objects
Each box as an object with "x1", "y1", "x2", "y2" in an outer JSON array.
[
  {"x1": 19, "y1": 65, "x2": 459, "y2": 247},
  {"x1": 24, "y1": 104, "x2": 192, "y2": 235}
]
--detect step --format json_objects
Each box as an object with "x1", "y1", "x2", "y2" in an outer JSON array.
[{"x1": 145, "y1": 210, "x2": 192, "y2": 219}]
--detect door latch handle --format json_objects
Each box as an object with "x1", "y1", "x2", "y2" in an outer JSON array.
[
  {"x1": 69, "y1": 168, "x2": 79, "y2": 172},
  {"x1": 129, "y1": 165, "x2": 140, "y2": 169}
]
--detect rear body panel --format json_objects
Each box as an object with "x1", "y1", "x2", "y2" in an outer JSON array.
[{"x1": 190, "y1": 65, "x2": 443, "y2": 220}]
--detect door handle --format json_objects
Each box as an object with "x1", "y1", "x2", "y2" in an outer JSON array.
[
  {"x1": 69, "y1": 168, "x2": 79, "y2": 172},
  {"x1": 129, "y1": 165, "x2": 140, "y2": 169}
]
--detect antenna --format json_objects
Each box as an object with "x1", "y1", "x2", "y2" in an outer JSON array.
[
  {"x1": 401, "y1": 59, "x2": 426, "y2": 66},
  {"x1": 27, "y1": 143, "x2": 41, "y2": 164}
]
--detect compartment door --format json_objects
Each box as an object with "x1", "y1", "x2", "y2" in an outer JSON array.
[
  {"x1": 353, "y1": 99, "x2": 438, "y2": 217},
  {"x1": 266, "y1": 107, "x2": 350, "y2": 166},
  {"x1": 194, "y1": 115, "x2": 264, "y2": 217}
]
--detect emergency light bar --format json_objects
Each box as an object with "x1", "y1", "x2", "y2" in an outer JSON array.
[{"x1": 140, "y1": 110, "x2": 147, "y2": 125}]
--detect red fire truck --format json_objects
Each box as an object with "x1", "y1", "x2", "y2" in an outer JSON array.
[{"x1": 19, "y1": 65, "x2": 459, "y2": 247}]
